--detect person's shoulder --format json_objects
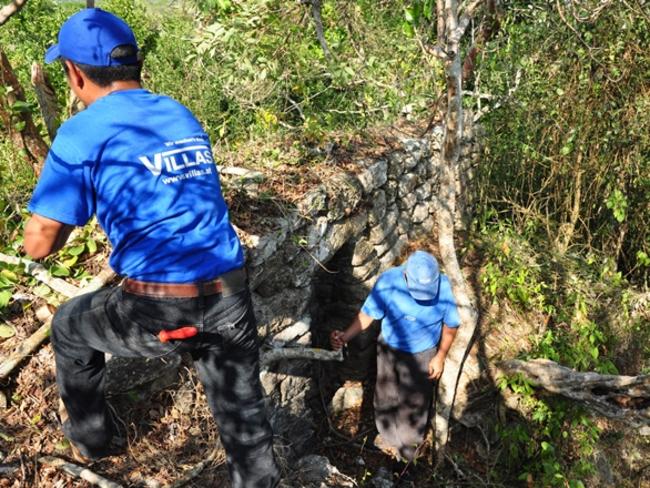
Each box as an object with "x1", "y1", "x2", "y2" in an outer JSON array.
[
  {"x1": 374, "y1": 265, "x2": 405, "y2": 293},
  {"x1": 379, "y1": 265, "x2": 403, "y2": 283}
]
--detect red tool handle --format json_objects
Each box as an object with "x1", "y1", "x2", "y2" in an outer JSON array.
[{"x1": 158, "y1": 326, "x2": 199, "y2": 343}]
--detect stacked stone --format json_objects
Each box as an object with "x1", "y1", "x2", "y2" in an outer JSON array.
[{"x1": 236, "y1": 126, "x2": 476, "y2": 462}]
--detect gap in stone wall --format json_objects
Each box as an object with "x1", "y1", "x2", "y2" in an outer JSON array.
[{"x1": 309, "y1": 240, "x2": 381, "y2": 432}]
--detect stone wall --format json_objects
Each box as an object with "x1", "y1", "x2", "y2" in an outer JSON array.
[{"x1": 235, "y1": 123, "x2": 480, "y2": 460}]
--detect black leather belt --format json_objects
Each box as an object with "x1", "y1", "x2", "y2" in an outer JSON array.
[{"x1": 123, "y1": 267, "x2": 247, "y2": 298}]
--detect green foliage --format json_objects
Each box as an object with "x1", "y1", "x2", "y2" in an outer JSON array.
[
  {"x1": 498, "y1": 373, "x2": 601, "y2": 486},
  {"x1": 1, "y1": 0, "x2": 443, "y2": 148},
  {"x1": 479, "y1": 217, "x2": 638, "y2": 485},
  {"x1": 475, "y1": 1, "x2": 650, "y2": 286}
]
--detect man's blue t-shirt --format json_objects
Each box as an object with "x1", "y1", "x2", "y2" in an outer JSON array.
[
  {"x1": 361, "y1": 266, "x2": 461, "y2": 353},
  {"x1": 28, "y1": 89, "x2": 244, "y2": 283}
]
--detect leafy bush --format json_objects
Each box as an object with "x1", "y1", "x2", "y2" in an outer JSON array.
[{"x1": 475, "y1": 1, "x2": 650, "y2": 287}]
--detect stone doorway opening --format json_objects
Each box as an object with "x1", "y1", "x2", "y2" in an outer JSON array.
[{"x1": 309, "y1": 239, "x2": 381, "y2": 440}]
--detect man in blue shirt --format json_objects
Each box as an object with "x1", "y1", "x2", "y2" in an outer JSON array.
[
  {"x1": 330, "y1": 250, "x2": 460, "y2": 462},
  {"x1": 23, "y1": 9, "x2": 279, "y2": 488}
]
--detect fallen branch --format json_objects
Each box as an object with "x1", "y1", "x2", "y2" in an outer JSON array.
[
  {"x1": 0, "y1": 266, "x2": 116, "y2": 382},
  {"x1": 164, "y1": 448, "x2": 221, "y2": 488},
  {"x1": 0, "y1": 252, "x2": 80, "y2": 297},
  {"x1": 260, "y1": 346, "x2": 343, "y2": 369},
  {"x1": 497, "y1": 358, "x2": 650, "y2": 426},
  {"x1": 39, "y1": 456, "x2": 123, "y2": 488}
]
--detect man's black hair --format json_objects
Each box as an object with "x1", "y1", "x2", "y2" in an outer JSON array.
[{"x1": 62, "y1": 44, "x2": 142, "y2": 87}]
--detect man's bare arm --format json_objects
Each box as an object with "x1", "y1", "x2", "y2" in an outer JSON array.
[
  {"x1": 330, "y1": 311, "x2": 375, "y2": 350},
  {"x1": 24, "y1": 214, "x2": 75, "y2": 259}
]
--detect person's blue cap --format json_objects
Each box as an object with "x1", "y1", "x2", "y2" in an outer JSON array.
[
  {"x1": 45, "y1": 8, "x2": 139, "y2": 66},
  {"x1": 405, "y1": 251, "x2": 440, "y2": 301}
]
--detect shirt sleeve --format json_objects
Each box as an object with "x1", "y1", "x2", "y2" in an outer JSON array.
[
  {"x1": 28, "y1": 135, "x2": 95, "y2": 226},
  {"x1": 360, "y1": 276, "x2": 387, "y2": 320}
]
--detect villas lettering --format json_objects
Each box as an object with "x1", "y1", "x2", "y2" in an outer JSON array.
[{"x1": 139, "y1": 145, "x2": 214, "y2": 176}]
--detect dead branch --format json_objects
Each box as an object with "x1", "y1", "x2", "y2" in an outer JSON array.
[
  {"x1": 0, "y1": 266, "x2": 116, "y2": 382},
  {"x1": 497, "y1": 358, "x2": 650, "y2": 426},
  {"x1": 0, "y1": 0, "x2": 28, "y2": 26},
  {"x1": 260, "y1": 347, "x2": 343, "y2": 369},
  {"x1": 302, "y1": 0, "x2": 332, "y2": 61},
  {"x1": 163, "y1": 448, "x2": 221, "y2": 488},
  {"x1": 0, "y1": 252, "x2": 80, "y2": 297},
  {"x1": 0, "y1": 48, "x2": 49, "y2": 174},
  {"x1": 31, "y1": 62, "x2": 60, "y2": 140},
  {"x1": 39, "y1": 456, "x2": 123, "y2": 488}
]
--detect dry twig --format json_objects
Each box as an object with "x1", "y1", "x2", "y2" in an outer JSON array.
[
  {"x1": 39, "y1": 456, "x2": 123, "y2": 488},
  {"x1": 0, "y1": 266, "x2": 116, "y2": 381}
]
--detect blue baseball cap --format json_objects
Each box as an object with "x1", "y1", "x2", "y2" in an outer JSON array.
[
  {"x1": 45, "y1": 8, "x2": 139, "y2": 66},
  {"x1": 405, "y1": 251, "x2": 440, "y2": 301}
]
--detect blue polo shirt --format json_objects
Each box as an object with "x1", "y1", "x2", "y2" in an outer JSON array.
[
  {"x1": 28, "y1": 89, "x2": 244, "y2": 283},
  {"x1": 361, "y1": 266, "x2": 461, "y2": 353}
]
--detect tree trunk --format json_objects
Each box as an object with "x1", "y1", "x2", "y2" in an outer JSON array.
[
  {"x1": 432, "y1": 0, "x2": 482, "y2": 463},
  {"x1": 0, "y1": 48, "x2": 48, "y2": 175}
]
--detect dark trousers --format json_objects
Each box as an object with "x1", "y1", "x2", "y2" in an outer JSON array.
[
  {"x1": 374, "y1": 338, "x2": 437, "y2": 461},
  {"x1": 51, "y1": 283, "x2": 280, "y2": 488}
]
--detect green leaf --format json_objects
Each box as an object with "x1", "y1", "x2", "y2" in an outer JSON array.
[
  {"x1": 10, "y1": 100, "x2": 33, "y2": 113},
  {"x1": 51, "y1": 265, "x2": 70, "y2": 277},
  {"x1": 401, "y1": 21, "x2": 415, "y2": 37},
  {"x1": 0, "y1": 269, "x2": 19, "y2": 282},
  {"x1": 86, "y1": 238, "x2": 97, "y2": 254},
  {"x1": 63, "y1": 256, "x2": 78, "y2": 268},
  {"x1": 404, "y1": 7, "x2": 416, "y2": 23},
  {"x1": 32, "y1": 284, "x2": 51, "y2": 298},
  {"x1": 636, "y1": 251, "x2": 650, "y2": 267},
  {"x1": 0, "y1": 323, "x2": 15, "y2": 338},
  {"x1": 67, "y1": 244, "x2": 85, "y2": 256},
  {"x1": 0, "y1": 290, "x2": 11, "y2": 308}
]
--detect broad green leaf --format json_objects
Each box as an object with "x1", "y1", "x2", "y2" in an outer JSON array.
[
  {"x1": 33, "y1": 284, "x2": 51, "y2": 298},
  {"x1": 402, "y1": 21, "x2": 414, "y2": 37},
  {"x1": 67, "y1": 244, "x2": 85, "y2": 256},
  {"x1": 63, "y1": 256, "x2": 78, "y2": 268},
  {"x1": 0, "y1": 323, "x2": 15, "y2": 338},
  {"x1": 51, "y1": 265, "x2": 70, "y2": 277},
  {"x1": 404, "y1": 7, "x2": 416, "y2": 23},
  {"x1": 0, "y1": 269, "x2": 19, "y2": 282},
  {"x1": 86, "y1": 238, "x2": 97, "y2": 254},
  {"x1": 0, "y1": 290, "x2": 11, "y2": 308}
]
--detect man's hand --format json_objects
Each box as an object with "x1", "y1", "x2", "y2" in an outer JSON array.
[
  {"x1": 428, "y1": 352, "x2": 446, "y2": 380},
  {"x1": 330, "y1": 330, "x2": 346, "y2": 351}
]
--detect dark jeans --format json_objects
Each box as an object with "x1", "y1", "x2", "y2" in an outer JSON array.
[
  {"x1": 51, "y1": 282, "x2": 280, "y2": 488},
  {"x1": 374, "y1": 338, "x2": 437, "y2": 461}
]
